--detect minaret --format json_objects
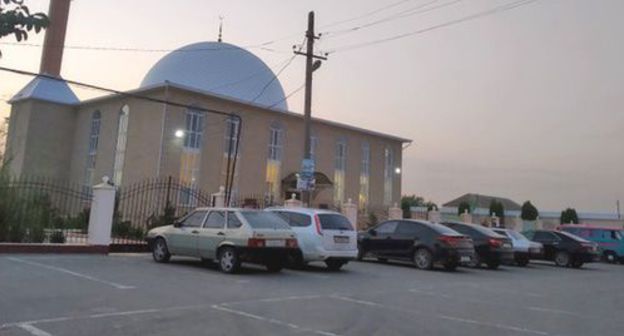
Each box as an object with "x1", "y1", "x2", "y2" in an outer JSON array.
[{"x1": 39, "y1": 0, "x2": 72, "y2": 76}]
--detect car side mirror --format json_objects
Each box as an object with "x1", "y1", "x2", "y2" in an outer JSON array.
[
  {"x1": 173, "y1": 221, "x2": 182, "y2": 228},
  {"x1": 369, "y1": 229, "x2": 377, "y2": 236}
]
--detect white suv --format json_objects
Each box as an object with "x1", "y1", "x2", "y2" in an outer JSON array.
[{"x1": 266, "y1": 208, "x2": 358, "y2": 270}]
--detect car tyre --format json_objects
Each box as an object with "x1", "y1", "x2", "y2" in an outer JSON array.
[
  {"x1": 516, "y1": 257, "x2": 529, "y2": 267},
  {"x1": 443, "y1": 261, "x2": 458, "y2": 271},
  {"x1": 152, "y1": 238, "x2": 171, "y2": 263},
  {"x1": 486, "y1": 261, "x2": 500, "y2": 270},
  {"x1": 468, "y1": 253, "x2": 481, "y2": 268},
  {"x1": 266, "y1": 260, "x2": 284, "y2": 273},
  {"x1": 287, "y1": 251, "x2": 305, "y2": 270},
  {"x1": 554, "y1": 251, "x2": 570, "y2": 267},
  {"x1": 325, "y1": 260, "x2": 346, "y2": 271},
  {"x1": 218, "y1": 247, "x2": 240, "y2": 274},
  {"x1": 357, "y1": 246, "x2": 366, "y2": 261},
  {"x1": 413, "y1": 248, "x2": 433, "y2": 270},
  {"x1": 604, "y1": 251, "x2": 617, "y2": 264},
  {"x1": 571, "y1": 260, "x2": 584, "y2": 269}
]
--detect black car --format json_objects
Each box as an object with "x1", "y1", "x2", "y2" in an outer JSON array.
[
  {"x1": 441, "y1": 221, "x2": 514, "y2": 269},
  {"x1": 357, "y1": 220, "x2": 475, "y2": 271},
  {"x1": 523, "y1": 230, "x2": 599, "y2": 268}
]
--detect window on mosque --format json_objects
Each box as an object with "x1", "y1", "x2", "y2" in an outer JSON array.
[
  {"x1": 334, "y1": 139, "x2": 347, "y2": 207},
  {"x1": 84, "y1": 110, "x2": 101, "y2": 189},
  {"x1": 384, "y1": 147, "x2": 394, "y2": 206},
  {"x1": 359, "y1": 142, "x2": 370, "y2": 212},
  {"x1": 113, "y1": 105, "x2": 130, "y2": 186},
  {"x1": 184, "y1": 109, "x2": 204, "y2": 150}
]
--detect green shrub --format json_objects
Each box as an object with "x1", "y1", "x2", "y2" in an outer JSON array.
[
  {"x1": 112, "y1": 220, "x2": 132, "y2": 237},
  {"x1": 50, "y1": 230, "x2": 66, "y2": 244},
  {"x1": 28, "y1": 225, "x2": 46, "y2": 243}
]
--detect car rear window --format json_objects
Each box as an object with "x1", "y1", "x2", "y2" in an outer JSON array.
[
  {"x1": 318, "y1": 214, "x2": 353, "y2": 231},
  {"x1": 430, "y1": 223, "x2": 463, "y2": 236},
  {"x1": 558, "y1": 230, "x2": 591, "y2": 243},
  {"x1": 241, "y1": 211, "x2": 291, "y2": 230},
  {"x1": 506, "y1": 230, "x2": 529, "y2": 241},
  {"x1": 451, "y1": 223, "x2": 503, "y2": 238}
]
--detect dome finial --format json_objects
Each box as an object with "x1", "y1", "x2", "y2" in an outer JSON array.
[{"x1": 218, "y1": 16, "x2": 224, "y2": 42}]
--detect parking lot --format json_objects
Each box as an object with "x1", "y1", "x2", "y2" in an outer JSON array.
[{"x1": 1, "y1": 254, "x2": 623, "y2": 336}]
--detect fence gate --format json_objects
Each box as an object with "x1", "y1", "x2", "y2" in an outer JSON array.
[
  {"x1": 111, "y1": 176, "x2": 213, "y2": 252},
  {"x1": 0, "y1": 176, "x2": 92, "y2": 245}
]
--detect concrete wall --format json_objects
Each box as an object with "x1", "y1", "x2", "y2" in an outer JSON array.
[
  {"x1": 29, "y1": 86, "x2": 405, "y2": 213},
  {"x1": 6, "y1": 100, "x2": 77, "y2": 180}
]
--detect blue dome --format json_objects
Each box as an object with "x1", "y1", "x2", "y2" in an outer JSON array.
[{"x1": 141, "y1": 41, "x2": 288, "y2": 111}]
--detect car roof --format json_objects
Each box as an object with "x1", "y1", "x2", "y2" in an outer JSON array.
[
  {"x1": 265, "y1": 207, "x2": 343, "y2": 216},
  {"x1": 558, "y1": 224, "x2": 623, "y2": 231},
  {"x1": 194, "y1": 207, "x2": 261, "y2": 212}
]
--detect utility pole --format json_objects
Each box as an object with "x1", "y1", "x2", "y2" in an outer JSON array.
[
  {"x1": 617, "y1": 200, "x2": 621, "y2": 220},
  {"x1": 294, "y1": 11, "x2": 327, "y2": 207}
]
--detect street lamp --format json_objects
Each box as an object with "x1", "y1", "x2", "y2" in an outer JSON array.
[
  {"x1": 395, "y1": 167, "x2": 401, "y2": 174},
  {"x1": 174, "y1": 129, "x2": 185, "y2": 138}
]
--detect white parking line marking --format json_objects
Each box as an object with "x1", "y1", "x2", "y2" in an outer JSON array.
[
  {"x1": 18, "y1": 324, "x2": 53, "y2": 336},
  {"x1": 331, "y1": 295, "x2": 550, "y2": 335},
  {"x1": 211, "y1": 304, "x2": 341, "y2": 336},
  {"x1": 7, "y1": 257, "x2": 135, "y2": 290},
  {"x1": 219, "y1": 295, "x2": 323, "y2": 306},
  {"x1": 409, "y1": 288, "x2": 588, "y2": 319},
  {"x1": 528, "y1": 307, "x2": 582, "y2": 317}
]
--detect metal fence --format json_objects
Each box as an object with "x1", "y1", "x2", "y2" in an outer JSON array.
[
  {"x1": 0, "y1": 176, "x2": 92, "y2": 244},
  {"x1": 111, "y1": 176, "x2": 213, "y2": 249}
]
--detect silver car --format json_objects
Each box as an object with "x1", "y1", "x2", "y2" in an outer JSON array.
[
  {"x1": 492, "y1": 228, "x2": 543, "y2": 266},
  {"x1": 146, "y1": 208, "x2": 299, "y2": 274}
]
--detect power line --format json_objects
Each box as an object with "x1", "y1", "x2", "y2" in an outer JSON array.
[
  {"x1": 319, "y1": 0, "x2": 418, "y2": 29},
  {"x1": 323, "y1": 0, "x2": 462, "y2": 39},
  {"x1": 267, "y1": 83, "x2": 305, "y2": 109},
  {"x1": 250, "y1": 37, "x2": 306, "y2": 104},
  {"x1": 328, "y1": 0, "x2": 540, "y2": 54}
]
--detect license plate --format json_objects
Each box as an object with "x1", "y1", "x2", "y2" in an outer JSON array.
[
  {"x1": 334, "y1": 236, "x2": 349, "y2": 244},
  {"x1": 503, "y1": 243, "x2": 512, "y2": 248},
  {"x1": 460, "y1": 256, "x2": 471, "y2": 263},
  {"x1": 265, "y1": 239, "x2": 285, "y2": 247}
]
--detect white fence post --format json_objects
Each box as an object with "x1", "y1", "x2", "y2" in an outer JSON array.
[
  {"x1": 212, "y1": 186, "x2": 226, "y2": 207},
  {"x1": 88, "y1": 177, "x2": 116, "y2": 247},
  {"x1": 460, "y1": 210, "x2": 473, "y2": 224},
  {"x1": 388, "y1": 203, "x2": 403, "y2": 220},
  {"x1": 284, "y1": 193, "x2": 303, "y2": 208},
  {"x1": 342, "y1": 198, "x2": 358, "y2": 230}
]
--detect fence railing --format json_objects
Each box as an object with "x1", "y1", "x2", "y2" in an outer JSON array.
[
  {"x1": 111, "y1": 176, "x2": 213, "y2": 246},
  {"x1": 0, "y1": 175, "x2": 92, "y2": 244}
]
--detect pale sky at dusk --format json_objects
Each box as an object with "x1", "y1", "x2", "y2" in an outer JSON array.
[{"x1": 1, "y1": 0, "x2": 622, "y2": 213}]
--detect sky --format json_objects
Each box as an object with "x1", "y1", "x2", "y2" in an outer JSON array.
[{"x1": 0, "y1": 0, "x2": 622, "y2": 213}]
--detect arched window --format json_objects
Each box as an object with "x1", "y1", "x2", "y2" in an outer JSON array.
[
  {"x1": 383, "y1": 147, "x2": 394, "y2": 206},
  {"x1": 84, "y1": 111, "x2": 101, "y2": 188},
  {"x1": 359, "y1": 142, "x2": 370, "y2": 211},
  {"x1": 333, "y1": 138, "x2": 347, "y2": 207},
  {"x1": 113, "y1": 105, "x2": 130, "y2": 186},
  {"x1": 265, "y1": 122, "x2": 283, "y2": 204},
  {"x1": 179, "y1": 108, "x2": 204, "y2": 206}
]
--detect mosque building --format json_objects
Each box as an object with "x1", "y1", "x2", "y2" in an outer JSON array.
[{"x1": 4, "y1": 0, "x2": 410, "y2": 215}]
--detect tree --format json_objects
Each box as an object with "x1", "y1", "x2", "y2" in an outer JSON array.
[
  {"x1": 0, "y1": 118, "x2": 7, "y2": 162},
  {"x1": 425, "y1": 201, "x2": 438, "y2": 212},
  {"x1": 520, "y1": 201, "x2": 539, "y2": 221},
  {"x1": 457, "y1": 201, "x2": 471, "y2": 215},
  {"x1": 489, "y1": 200, "x2": 505, "y2": 227},
  {"x1": 0, "y1": 0, "x2": 49, "y2": 57},
  {"x1": 560, "y1": 208, "x2": 579, "y2": 224},
  {"x1": 400, "y1": 195, "x2": 424, "y2": 218}
]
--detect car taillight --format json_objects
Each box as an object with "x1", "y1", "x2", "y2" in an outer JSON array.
[
  {"x1": 488, "y1": 238, "x2": 503, "y2": 248},
  {"x1": 314, "y1": 214, "x2": 323, "y2": 236},
  {"x1": 437, "y1": 235, "x2": 461, "y2": 246},
  {"x1": 248, "y1": 238, "x2": 265, "y2": 248},
  {"x1": 286, "y1": 238, "x2": 298, "y2": 248}
]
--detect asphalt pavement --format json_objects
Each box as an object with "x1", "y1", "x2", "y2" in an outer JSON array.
[{"x1": 1, "y1": 253, "x2": 623, "y2": 336}]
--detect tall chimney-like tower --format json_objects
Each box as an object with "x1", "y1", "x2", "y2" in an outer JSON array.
[{"x1": 39, "y1": 0, "x2": 72, "y2": 76}]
